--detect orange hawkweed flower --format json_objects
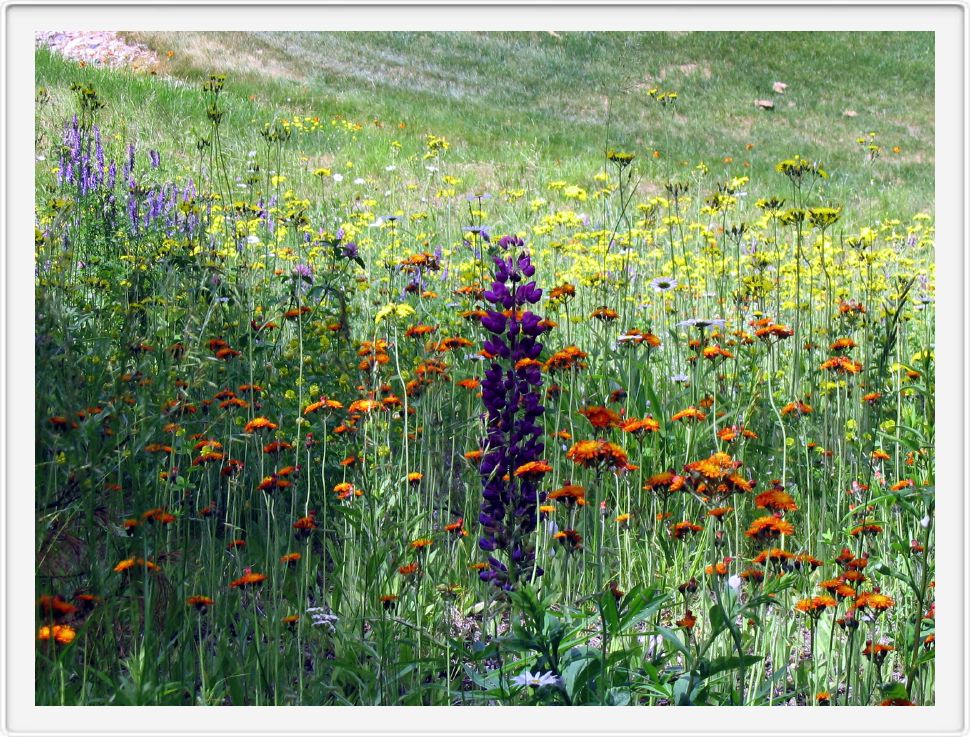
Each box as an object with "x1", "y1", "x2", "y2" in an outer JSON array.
[
  {"x1": 702, "y1": 345, "x2": 734, "y2": 360},
  {"x1": 405, "y1": 324, "x2": 437, "y2": 338},
  {"x1": 280, "y1": 552, "x2": 302, "y2": 566},
  {"x1": 618, "y1": 329, "x2": 661, "y2": 348},
  {"x1": 456, "y1": 378, "x2": 481, "y2": 390},
  {"x1": 434, "y1": 336, "x2": 473, "y2": 353},
  {"x1": 820, "y1": 579, "x2": 857, "y2": 600},
  {"x1": 553, "y1": 529, "x2": 583, "y2": 551},
  {"x1": 114, "y1": 557, "x2": 158, "y2": 573},
  {"x1": 676, "y1": 610, "x2": 697, "y2": 629},
  {"x1": 548, "y1": 484, "x2": 587, "y2": 507},
  {"x1": 795, "y1": 596, "x2": 837, "y2": 614},
  {"x1": 620, "y1": 417, "x2": 660, "y2": 435},
  {"x1": 850, "y1": 522, "x2": 883, "y2": 537},
  {"x1": 670, "y1": 521, "x2": 704, "y2": 540},
  {"x1": 304, "y1": 397, "x2": 344, "y2": 414},
  {"x1": 820, "y1": 356, "x2": 863, "y2": 374},
  {"x1": 244, "y1": 417, "x2": 278, "y2": 433},
  {"x1": 740, "y1": 568, "x2": 765, "y2": 582},
  {"x1": 398, "y1": 562, "x2": 420, "y2": 576},
  {"x1": 889, "y1": 478, "x2": 914, "y2": 492},
  {"x1": 293, "y1": 514, "x2": 318, "y2": 532},
  {"x1": 229, "y1": 572, "x2": 267, "y2": 589},
  {"x1": 263, "y1": 440, "x2": 293, "y2": 454},
  {"x1": 142, "y1": 507, "x2": 176, "y2": 524},
  {"x1": 513, "y1": 460, "x2": 553, "y2": 480},
  {"x1": 545, "y1": 345, "x2": 589, "y2": 372},
  {"x1": 745, "y1": 516, "x2": 795, "y2": 541},
  {"x1": 705, "y1": 560, "x2": 729, "y2": 576},
  {"x1": 838, "y1": 300, "x2": 866, "y2": 315},
  {"x1": 37, "y1": 624, "x2": 76, "y2": 645},
  {"x1": 855, "y1": 591, "x2": 895, "y2": 612},
  {"x1": 780, "y1": 400, "x2": 813, "y2": 417},
  {"x1": 644, "y1": 471, "x2": 685, "y2": 498},
  {"x1": 258, "y1": 475, "x2": 291, "y2": 492},
  {"x1": 684, "y1": 452, "x2": 739, "y2": 480},
  {"x1": 410, "y1": 538, "x2": 433, "y2": 550},
  {"x1": 707, "y1": 506, "x2": 734, "y2": 520},
  {"x1": 37, "y1": 595, "x2": 78, "y2": 622},
  {"x1": 348, "y1": 399, "x2": 382, "y2": 414},
  {"x1": 219, "y1": 458, "x2": 245, "y2": 477},
  {"x1": 565, "y1": 440, "x2": 629, "y2": 469},
  {"x1": 186, "y1": 595, "x2": 215, "y2": 610},
  {"x1": 549, "y1": 283, "x2": 576, "y2": 301},
  {"x1": 717, "y1": 425, "x2": 757, "y2": 442},
  {"x1": 829, "y1": 337, "x2": 857, "y2": 352},
  {"x1": 580, "y1": 405, "x2": 622, "y2": 429},
  {"x1": 591, "y1": 306, "x2": 619, "y2": 321},
  {"x1": 754, "y1": 323, "x2": 794, "y2": 341},
  {"x1": 672, "y1": 407, "x2": 707, "y2": 422},
  {"x1": 753, "y1": 487, "x2": 798, "y2": 512},
  {"x1": 862, "y1": 641, "x2": 895, "y2": 663},
  {"x1": 752, "y1": 548, "x2": 793, "y2": 566},
  {"x1": 192, "y1": 451, "x2": 224, "y2": 467},
  {"x1": 444, "y1": 518, "x2": 467, "y2": 537}
]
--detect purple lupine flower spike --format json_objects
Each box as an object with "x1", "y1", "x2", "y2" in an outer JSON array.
[{"x1": 477, "y1": 235, "x2": 549, "y2": 590}]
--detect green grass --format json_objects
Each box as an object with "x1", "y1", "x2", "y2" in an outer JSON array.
[{"x1": 37, "y1": 31, "x2": 933, "y2": 215}]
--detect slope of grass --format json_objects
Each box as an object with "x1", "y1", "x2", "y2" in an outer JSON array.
[{"x1": 36, "y1": 31, "x2": 933, "y2": 215}]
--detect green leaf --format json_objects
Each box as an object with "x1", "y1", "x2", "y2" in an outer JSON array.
[
  {"x1": 880, "y1": 681, "x2": 909, "y2": 701},
  {"x1": 672, "y1": 674, "x2": 695, "y2": 705},
  {"x1": 705, "y1": 654, "x2": 762, "y2": 679},
  {"x1": 605, "y1": 687, "x2": 631, "y2": 706},
  {"x1": 600, "y1": 589, "x2": 621, "y2": 635},
  {"x1": 656, "y1": 626, "x2": 690, "y2": 659}
]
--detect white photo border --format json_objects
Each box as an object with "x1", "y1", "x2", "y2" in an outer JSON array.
[{"x1": 3, "y1": 3, "x2": 966, "y2": 735}]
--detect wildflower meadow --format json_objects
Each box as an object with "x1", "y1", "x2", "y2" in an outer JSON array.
[{"x1": 34, "y1": 31, "x2": 935, "y2": 707}]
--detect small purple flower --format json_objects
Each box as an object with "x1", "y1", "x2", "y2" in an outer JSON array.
[
  {"x1": 463, "y1": 225, "x2": 491, "y2": 242},
  {"x1": 149, "y1": 150, "x2": 161, "y2": 169},
  {"x1": 650, "y1": 276, "x2": 677, "y2": 292},
  {"x1": 292, "y1": 263, "x2": 313, "y2": 282},
  {"x1": 677, "y1": 317, "x2": 726, "y2": 330}
]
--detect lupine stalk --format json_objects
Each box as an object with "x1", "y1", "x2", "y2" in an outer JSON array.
[{"x1": 478, "y1": 235, "x2": 549, "y2": 590}]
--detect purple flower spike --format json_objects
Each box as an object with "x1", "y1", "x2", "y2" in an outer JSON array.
[{"x1": 477, "y1": 236, "x2": 548, "y2": 589}]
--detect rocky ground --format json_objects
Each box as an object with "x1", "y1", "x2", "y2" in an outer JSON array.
[{"x1": 35, "y1": 31, "x2": 160, "y2": 71}]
